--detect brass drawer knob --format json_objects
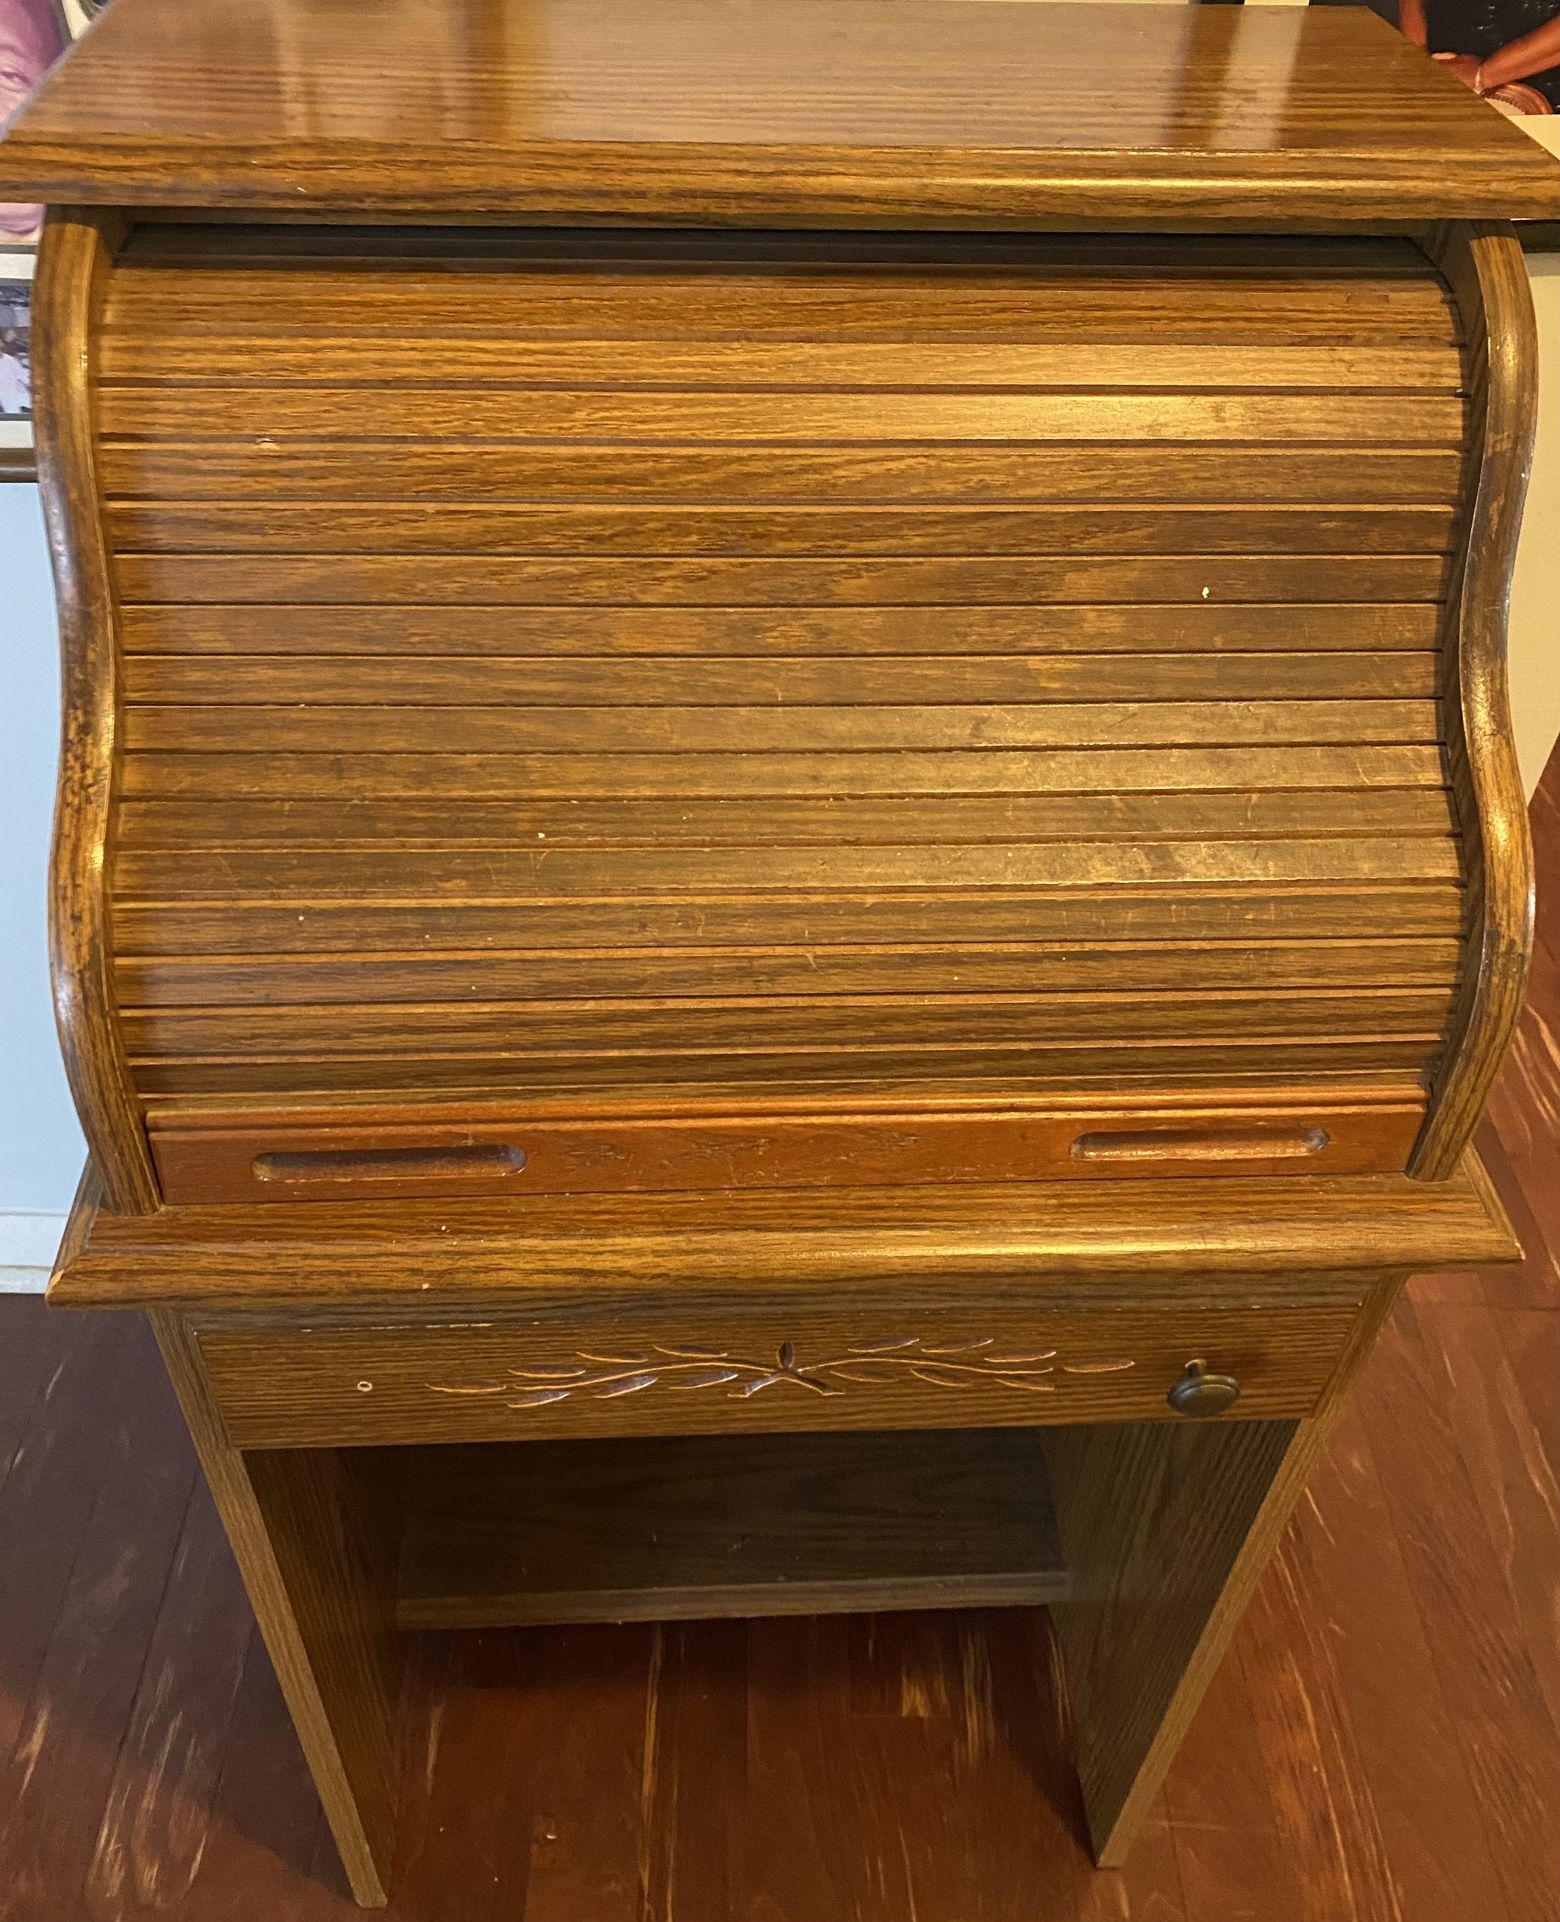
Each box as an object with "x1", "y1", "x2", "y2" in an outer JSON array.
[{"x1": 1167, "y1": 1359, "x2": 1241, "y2": 1417}]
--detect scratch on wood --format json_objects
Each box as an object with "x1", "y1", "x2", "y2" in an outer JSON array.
[
  {"x1": 13, "y1": 1697, "x2": 50, "y2": 1798},
  {"x1": 638, "y1": 1622, "x2": 672, "y2": 1920},
  {"x1": 957, "y1": 1623, "x2": 998, "y2": 1765}
]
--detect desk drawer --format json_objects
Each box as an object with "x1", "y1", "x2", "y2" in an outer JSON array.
[{"x1": 195, "y1": 1285, "x2": 1367, "y2": 1448}]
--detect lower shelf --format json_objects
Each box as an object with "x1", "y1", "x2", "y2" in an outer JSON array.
[{"x1": 394, "y1": 1427, "x2": 1071, "y2": 1628}]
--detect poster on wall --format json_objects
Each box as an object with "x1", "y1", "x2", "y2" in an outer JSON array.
[
  {"x1": 0, "y1": 0, "x2": 103, "y2": 476},
  {"x1": 1, "y1": 0, "x2": 69, "y2": 247},
  {"x1": 0, "y1": 247, "x2": 32, "y2": 475}
]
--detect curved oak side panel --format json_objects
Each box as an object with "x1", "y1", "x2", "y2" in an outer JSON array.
[
  {"x1": 1410, "y1": 221, "x2": 1537, "y2": 1181},
  {"x1": 36, "y1": 207, "x2": 161, "y2": 1215}
]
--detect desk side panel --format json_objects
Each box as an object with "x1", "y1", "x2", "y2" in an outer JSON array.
[
  {"x1": 35, "y1": 208, "x2": 160, "y2": 1214},
  {"x1": 1412, "y1": 223, "x2": 1537, "y2": 1178}
]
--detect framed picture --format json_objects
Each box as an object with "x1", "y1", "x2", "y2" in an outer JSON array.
[
  {"x1": 0, "y1": 248, "x2": 34, "y2": 479},
  {"x1": 1, "y1": 0, "x2": 70, "y2": 250},
  {"x1": 0, "y1": 0, "x2": 102, "y2": 478}
]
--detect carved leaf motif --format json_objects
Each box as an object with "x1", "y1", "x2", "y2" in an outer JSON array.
[
  {"x1": 594, "y1": 1373, "x2": 660, "y2": 1399},
  {"x1": 505, "y1": 1388, "x2": 571, "y2": 1409},
  {"x1": 430, "y1": 1334, "x2": 1134, "y2": 1410},
  {"x1": 908, "y1": 1363, "x2": 974, "y2": 1387},
  {"x1": 733, "y1": 1374, "x2": 783, "y2": 1398}
]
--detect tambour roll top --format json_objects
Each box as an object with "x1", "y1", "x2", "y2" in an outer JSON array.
[
  {"x1": 103, "y1": 224, "x2": 1466, "y2": 1196},
  {"x1": 2, "y1": 0, "x2": 1549, "y2": 1211}
]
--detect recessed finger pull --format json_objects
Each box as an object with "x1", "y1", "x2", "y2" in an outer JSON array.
[{"x1": 252, "y1": 1143, "x2": 526, "y2": 1185}]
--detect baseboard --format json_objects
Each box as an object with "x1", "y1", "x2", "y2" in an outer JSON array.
[{"x1": 0, "y1": 1211, "x2": 68, "y2": 1290}]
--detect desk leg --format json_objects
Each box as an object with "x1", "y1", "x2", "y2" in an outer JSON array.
[
  {"x1": 152, "y1": 1312, "x2": 401, "y2": 1907},
  {"x1": 1041, "y1": 1275, "x2": 1401, "y2": 1865},
  {"x1": 1042, "y1": 1414, "x2": 1299, "y2": 1862}
]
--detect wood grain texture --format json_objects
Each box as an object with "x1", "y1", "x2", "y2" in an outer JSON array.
[
  {"x1": 150, "y1": 1312, "x2": 401, "y2": 1907},
  {"x1": 95, "y1": 391, "x2": 1471, "y2": 446},
  {"x1": 1043, "y1": 1268, "x2": 1406, "y2": 1866},
  {"x1": 115, "y1": 785, "x2": 1458, "y2": 850},
  {"x1": 102, "y1": 447, "x2": 1470, "y2": 512},
  {"x1": 190, "y1": 1290, "x2": 1364, "y2": 1448},
  {"x1": 122, "y1": 1045, "x2": 1452, "y2": 1101},
  {"x1": 0, "y1": 0, "x2": 1557, "y2": 221},
  {"x1": 394, "y1": 1430, "x2": 1071, "y2": 1627},
  {"x1": 51, "y1": 1154, "x2": 1518, "y2": 1309},
  {"x1": 119, "y1": 986, "x2": 1458, "y2": 1057},
  {"x1": 118, "y1": 654, "x2": 1451, "y2": 710},
  {"x1": 1411, "y1": 224, "x2": 1538, "y2": 1180},
  {"x1": 145, "y1": 1099, "x2": 1427, "y2": 1206},
  {"x1": 110, "y1": 554, "x2": 1454, "y2": 610},
  {"x1": 90, "y1": 221, "x2": 1478, "y2": 1159},
  {"x1": 1045, "y1": 1417, "x2": 1301, "y2": 1859},
  {"x1": 107, "y1": 504, "x2": 1462, "y2": 560},
  {"x1": 118, "y1": 935, "x2": 1466, "y2": 1004},
  {"x1": 33, "y1": 209, "x2": 160, "y2": 1216},
  {"x1": 115, "y1": 743, "x2": 1456, "y2": 799}
]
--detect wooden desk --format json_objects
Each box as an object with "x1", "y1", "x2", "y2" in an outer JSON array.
[{"x1": 4, "y1": 0, "x2": 1554, "y2": 1904}]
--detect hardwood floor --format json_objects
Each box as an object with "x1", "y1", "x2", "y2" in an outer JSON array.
[{"x1": 2, "y1": 757, "x2": 1557, "y2": 1921}]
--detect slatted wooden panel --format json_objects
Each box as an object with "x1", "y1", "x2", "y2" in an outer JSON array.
[{"x1": 97, "y1": 227, "x2": 1470, "y2": 1140}]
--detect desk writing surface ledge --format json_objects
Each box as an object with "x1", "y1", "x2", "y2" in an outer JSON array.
[
  {"x1": 2, "y1": 0, "x2": 1559, "y2": 220},
  {"x1": 2, "y1": 0, "x2": 1545, "y2": 1906}
]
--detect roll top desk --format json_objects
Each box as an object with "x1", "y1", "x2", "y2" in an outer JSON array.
[{"x1": 3, "y1": 0, "x2": 1554, "y2": 1902}]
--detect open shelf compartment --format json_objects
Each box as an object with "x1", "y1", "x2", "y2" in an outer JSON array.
[{"x1": 384, "y1": 1427, "x2": 1072, "y2": 1629}]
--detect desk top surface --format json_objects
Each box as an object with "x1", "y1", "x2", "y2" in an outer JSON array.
[
  {"x1": 2, "y1": 0, "x2": 1558, "y2": 224},
  {"x1": 51, "y1": 1158, "x2": 1518, "y2": 1308}
]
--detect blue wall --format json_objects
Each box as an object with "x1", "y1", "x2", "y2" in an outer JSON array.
[{"x1": 1, "y1": 482, "x2": 85, "y2": 1216}]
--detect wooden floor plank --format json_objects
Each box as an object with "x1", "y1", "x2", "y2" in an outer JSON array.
[
  {"x1": 1352, "y1": 1302, "x2": 1560, "y2": 1922},
  {"x1": 1232, "y1": 1528, "x2": 1399, "y2": 1922},
  {"x1": 1090, "y1": 1795, "x2": 1186, "y2": 1922},
  {"x1": 1162, "y1": 1627, "x2": 1297, "y2": 1922},
  {"x1": 0, "y1": 1313, "x2": 139, "y2": 1761},
  {"x1": 0, "y1": 1316, "x2": 195, "y2": 1922},
  {"x1": 390, "y1": 1630, "x2": 539, "y2": 1922},
  {"x1": 0, "y1": 1301, "x2": 73, "y2": 1502},
  {"x1": 745, "y1": 1614, "x2": 899, "y2": 1922},
  {"x1": 514, "y1": 1623, "x2": 656, "y2": 1922},
  {"x1": 966, "y1": 1611, "x2": 1102, "y2": 1922},
  {"x1": 180, "y1": 1629, "x2": 344, "y2": 1922},
  {"x1": 1284, "y1": 1393, "x2": 1514, "y2": 1922},
  {"x1": 638, "y1": 1619, "x2": 748, "y2": 1922},
  {"x1": 81, "y1": 1474, "x2": 255, "y2": 1921},
  {"x1": 1439, "y1": 1304, "x2": 1560, "y2": 1752},
  {"x1": 1412, "y1": 745, "x2": 1559, "y2": 1314}
]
